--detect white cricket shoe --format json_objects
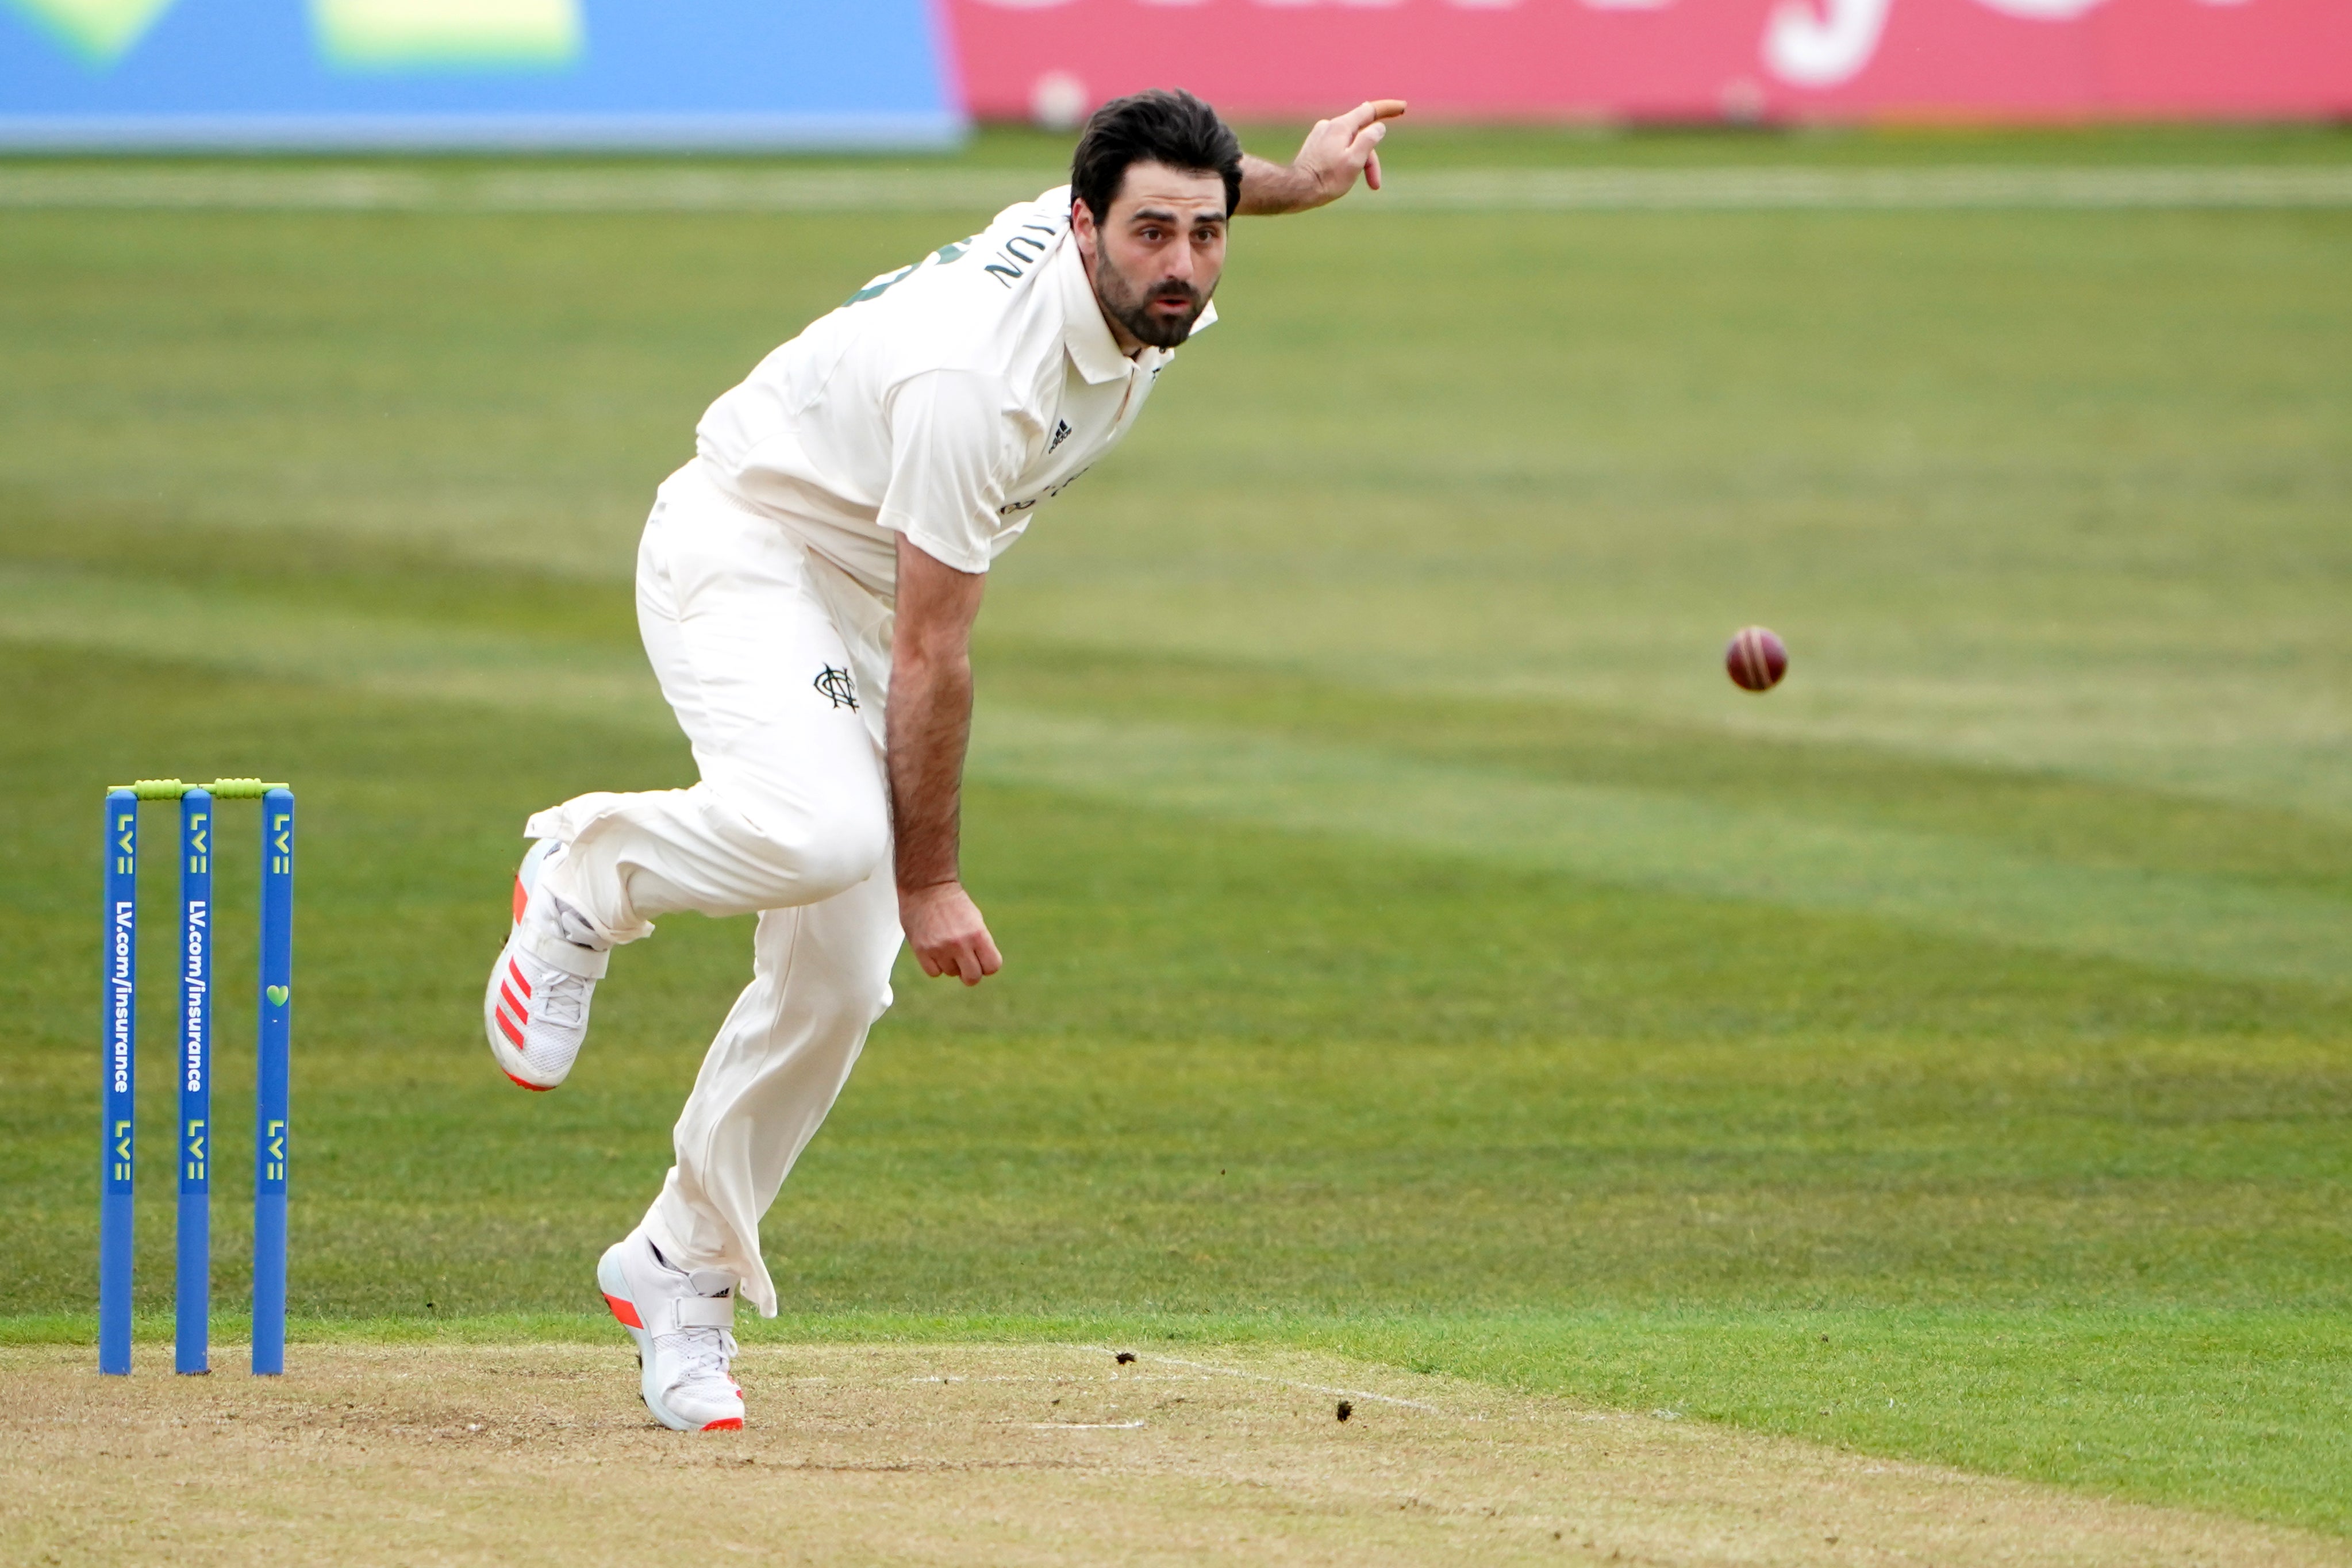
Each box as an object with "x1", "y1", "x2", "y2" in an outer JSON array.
[
  {"x1": 485, "y1": 839, "x2": 608, "y2": 1092},
  {"x1": 598, "y1": 1232, "x2": 745, "y2": 1432}
]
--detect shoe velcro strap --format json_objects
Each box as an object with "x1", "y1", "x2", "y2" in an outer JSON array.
[
  {"x1": 675, "y1": 1295, "x2": 735, "y2": 1328},
  {"x1": 516, "y1": 923, "x2": 610, "y2": 981}
]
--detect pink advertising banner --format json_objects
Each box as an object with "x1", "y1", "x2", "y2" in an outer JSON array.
[{"x1": 943, "y1": 0, "x2": 2352, "y2": 124}]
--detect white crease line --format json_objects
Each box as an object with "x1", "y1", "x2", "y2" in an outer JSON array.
[
  {"x1": 913, "y1": 1374, "x2": 1132, "y2": 1385},
  {"x1": 1033, "y1": 1420, "x2": 1147, "y2": 1430},
  {"x1": 1094, "y1": 1348, "x2": 1444, "y2": 1415},
  {"x1": 1, "y1": 165, "x2": 2346, "y2": 213}
]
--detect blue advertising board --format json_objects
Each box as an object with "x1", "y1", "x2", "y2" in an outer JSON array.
[{"x1": 0, "y1": 1, "x2": 964, "y2": 148}]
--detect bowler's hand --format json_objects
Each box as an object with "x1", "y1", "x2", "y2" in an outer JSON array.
[
  {"x1": 1290, "y1": 99, "x2": 1408, "y2": 208},
  {"x1": 901, "y1": 880, "x2": 1002, "y2": 986},
  {"x1": 1236, "y1": 100, "x2": 1407, "y2": 217}
]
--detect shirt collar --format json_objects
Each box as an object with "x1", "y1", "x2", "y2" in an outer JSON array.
[
  {"x1": 1056, "y1": 234, "x2": 1132, "y2": 386},
  {"x1": 1055, "y1": 232, "x2": 1220, "y2": 383}
]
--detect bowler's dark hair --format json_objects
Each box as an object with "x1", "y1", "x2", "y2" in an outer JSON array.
[{"x1": 1070, "y1": 89, "x2": 1243, "y2": 224}]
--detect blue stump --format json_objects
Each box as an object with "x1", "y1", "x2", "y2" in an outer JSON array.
[
  {"x1": 252, "y1": 789, "x2": 295, "y2": 1375},
  {"x1": 176, "y1": 789, "x2": 214, "y2": 1375},
  {"x1": 99, "y1": 790, "x2": 139, "y2": 1377}
]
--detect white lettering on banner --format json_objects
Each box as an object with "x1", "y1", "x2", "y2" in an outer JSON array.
[
  {"x1": 1971, "y1": 0, "x2": 2109, "y2": 15},
  {"x1": 967, "y1": 0, "x2": 2150, "y2": 22},
  {"x1": 959, "y1": 0, "x2": 2154, "y2": 49},
  {"x1": 1764, "y1": 0, "x2": 1890, "y2": 87},
  {"x1": 967, "y1": 0, "x2": 1616, "y2": 7},
  {"x1": 1763, "y1": 0, "x2": 2120, "y2": 89},
  {"x1": 970, "y1": 0, "x2": 2219, "y2": 95}
]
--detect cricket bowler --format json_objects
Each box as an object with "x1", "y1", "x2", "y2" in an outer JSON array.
[{"x1": 483, "y1": 90, "x2": 1403, "y2": 1431}]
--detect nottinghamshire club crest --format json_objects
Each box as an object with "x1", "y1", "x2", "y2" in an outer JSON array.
[{"x1": 813, "y1": 664, "x2": 859, "y2": 711}]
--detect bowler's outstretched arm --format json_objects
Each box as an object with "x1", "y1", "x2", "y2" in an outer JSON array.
[
  {"x1": 1237, "y1": 99, "x2": 1408, "y2": 216},
  {"x1": 889, "y1": 532, "x2": 1003, "y2": 986}
]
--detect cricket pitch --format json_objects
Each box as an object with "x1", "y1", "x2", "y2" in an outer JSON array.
[{"x1": 3, "y1": 1342, "x2": 2342, "y2": 1566}]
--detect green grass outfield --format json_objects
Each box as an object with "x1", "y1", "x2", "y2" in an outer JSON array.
[{"x1": 2, "y1": 126, "x2": 2347, "y2": 1533}]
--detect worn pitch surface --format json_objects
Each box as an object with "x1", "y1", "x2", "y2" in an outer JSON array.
[{"x1": 3, "y1": 1343, "x2": 2339, "y2": 1567}]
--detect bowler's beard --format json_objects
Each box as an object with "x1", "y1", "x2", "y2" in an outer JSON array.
[{"x1": 1091, "y1": 247, "x2": 1212, "y2": 350}]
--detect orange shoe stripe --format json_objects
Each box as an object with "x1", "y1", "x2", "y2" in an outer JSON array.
[
  {"x1": 602, "y1": 1292, "x2": 643, "y2": 1329},
  {"x1": 507, "y1": 958, "x2": 532, "y2": 998},
  {"x1": 496, "y1": 1008, "x2": 526, "y2": 1050}
]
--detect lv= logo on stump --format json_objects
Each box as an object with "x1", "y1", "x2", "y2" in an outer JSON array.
[{"x1": 99, "y1": 778, "x2": 295, "y2": 1377}]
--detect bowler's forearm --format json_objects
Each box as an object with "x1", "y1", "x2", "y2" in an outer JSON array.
[
  {"x1": 885, "y1": 650, "x2": 972, "y2": 893},
  {"x1": 1236, "y1": 153, "x2": 1319, "y2": 217}
]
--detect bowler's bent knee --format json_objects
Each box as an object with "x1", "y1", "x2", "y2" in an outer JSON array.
[{"x1": 674, "y1": 781, "x2": 888, "y2": 918}]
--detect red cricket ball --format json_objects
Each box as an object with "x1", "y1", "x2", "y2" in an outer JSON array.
[{"x1": 1725, "y1": 626, "x2": 1788, "y2": 693}]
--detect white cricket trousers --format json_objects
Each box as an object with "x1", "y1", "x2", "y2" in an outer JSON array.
[{"x1": 521, "y1": 460, "x2": 901, "y2": 1317}]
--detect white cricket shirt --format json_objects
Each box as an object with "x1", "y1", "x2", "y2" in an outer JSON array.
[{"x1": 695, "y1": 185, "x2": 1214, "y2": 599}]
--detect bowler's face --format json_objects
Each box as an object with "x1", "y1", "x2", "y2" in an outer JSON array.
[{"x1": 1076, "y1": 161, "x2": 1228, "y2": 352}]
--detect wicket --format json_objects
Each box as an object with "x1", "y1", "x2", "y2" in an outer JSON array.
[{"x1": 101, "y1": 778, "x2": 295, "y2": 1377}]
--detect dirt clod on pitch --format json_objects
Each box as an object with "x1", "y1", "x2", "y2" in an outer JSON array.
[{"x1": 3, "y1": 1342, "x2": 2341, "y2": 1567}]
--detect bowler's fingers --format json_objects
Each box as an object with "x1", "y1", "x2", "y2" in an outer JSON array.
[
  {"x1": 1336, "y1": 98, "x2": 1409, "y2": 136},
  {"x1": 923, "y1": 930, "x2": 1003, "y2": 986},
  {"x1": 1344, "y1": 99, "x2": 1402, "y2": 189},
  {"x1": 951, "y1": 935, "x2": 1000, "y2": 986}
]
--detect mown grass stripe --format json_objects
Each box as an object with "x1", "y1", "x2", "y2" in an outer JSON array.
[
  {"x1": 6, "y1": 565, "x2": 2345, "y2": 989},
  {"x1": 2, "y1": 164, "x2": 2348, "y2": 213},
  {"x1": 0, "y1": 566, "x2": 662, "y2": 720},
  {"x1": 973, "y1": 708, "x2": 2352, "y2": 992}
]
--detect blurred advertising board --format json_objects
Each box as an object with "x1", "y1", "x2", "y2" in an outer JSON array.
[
  {"x1": 0, "y1": 1, "x2": 961, "y2": 147},
  {"x1": 946, "y1": 0, "x2": 2352, "y2": 123}
]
